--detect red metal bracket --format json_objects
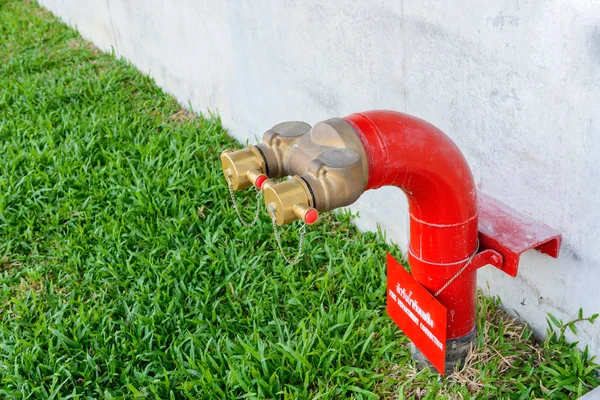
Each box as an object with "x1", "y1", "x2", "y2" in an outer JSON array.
[
  {"x1": 467, "y1": 249, "x2": 504, "y2": 273},
  {"x1": 476, "y1": 191, "x2": 562, "y2": 277}
]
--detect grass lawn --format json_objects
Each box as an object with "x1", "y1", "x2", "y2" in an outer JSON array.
[{"x1": 0, "y1": 0, "x2": 598, "y2": 398}]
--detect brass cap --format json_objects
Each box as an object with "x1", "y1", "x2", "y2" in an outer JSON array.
[
  {"x1": 293, "y1": 204, "x2": 319, "y2": 225},
  {"x1": 263, "y1": 177, "x2": 313, "y2": 226},
  {"x1": 220, "y1": 146, "x2": 265, "y2": 190}
]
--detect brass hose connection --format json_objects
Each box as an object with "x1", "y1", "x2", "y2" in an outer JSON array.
[
  {"x1": 262, "y1": 177, "x2": 319, "y2": 226},
  {"x1": 221, "y1": 117, "x2": 369, "y2": 227},
  {"x1": 220, "y1": 146, "x2": 268, "y2": 190}
]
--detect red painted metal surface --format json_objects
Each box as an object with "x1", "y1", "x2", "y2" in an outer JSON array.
[
  {"x1": 343, "y1": 110, "x2": 563, "y2": 344},
  {"x1": 304, "y1": 209, "x2": 319, "y2": 225},
  {"x1": 254, "y1": 174, "x2": 268, "y2": 190},
  {"x1": 477, "y1": 191, "x2": 562, "y2": 277},
  {"x1": 343, "y1": 110, "x2": 479, "y2": 339}
]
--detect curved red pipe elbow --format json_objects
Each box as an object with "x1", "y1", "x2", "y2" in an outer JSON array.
[
  {"x1": 343, "y1": 110, "x2": 479, "y2": 338},
  {"x1": 343, "y1": 110, "x2": 478, "y2": 263}
]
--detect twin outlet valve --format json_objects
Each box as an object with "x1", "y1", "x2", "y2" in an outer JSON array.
[
  {"x1": 222, "y1": 144, "x2": 319, "y2": 226},
  {"x1": 221, "y1": 118, "x2": 369, "y2": 230},
  {"x1": 221, "y1": 110, "x2": 564, "y2": 374}
]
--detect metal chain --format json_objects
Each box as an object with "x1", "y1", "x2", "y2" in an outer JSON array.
[
  {"x1": 226, "y1": 174, "x2": 262, "y2": 227},
  {"x1": 226, "y1": 173, "x2": 306, "y2": 264},
  {"x1": 433, "y1": 241, "x2": 480, "y2": 297},
  {"x1": 269, "y1": 210, "x2": 306, "y2": 265}
]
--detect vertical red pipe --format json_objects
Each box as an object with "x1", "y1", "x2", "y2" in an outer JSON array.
[{"x1": 343, "y1": 110, "x2": 479, "y2": 339}]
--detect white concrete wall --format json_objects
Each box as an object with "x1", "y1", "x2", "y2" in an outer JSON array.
[{"x1": 40, "y1": 0, "x2": 600, "y2": 356}]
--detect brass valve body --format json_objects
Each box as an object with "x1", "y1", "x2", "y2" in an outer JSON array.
[{"x1": 221, "y1": 118, "x2": 369, "y2": 226}]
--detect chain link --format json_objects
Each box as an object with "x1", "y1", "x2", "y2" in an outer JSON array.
[
  {"x1": 226, "y1": 174, "x2": 262, "y2": 227},
  {"x1": 433, "y1": 241, "x2": 480, "y2": 297},
  {"x1": 269, "y1": 210, "x2": 306, "y2": 265},
  {"x1": 226, "y1": 173, "x2": 306, "y2": 264}
]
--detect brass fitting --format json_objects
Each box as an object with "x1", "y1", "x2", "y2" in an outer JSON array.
[
  {"x1": 263, "y1": 177, "x2": 317, "y2": 226},
  {"x1": 221, "y1": 118, "x2": 369, "y2": 226},
  {"x1": 220, "y1": 146, "x2": 266, "y2": 189}
]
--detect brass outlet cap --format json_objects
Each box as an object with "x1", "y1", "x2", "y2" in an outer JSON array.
[
  {"x1": 220, "y1": 147, "x2": 265, "y2": 190},
  {"x1": 246, "y1": 169, "x2": 268, "y2": 189},
  {"x1": 264, "y1": 177, "x2": 312, "y2": 226},
  {"x1": 293, "y1": 204, "x2": 319, "y2": 225}
]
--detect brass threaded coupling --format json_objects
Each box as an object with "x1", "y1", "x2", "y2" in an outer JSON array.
[
  {"x1": 220, "y1": 146, "x2": 266, "y2": 189},
  {"x1": 263, "y1": 177, "x2": 317, "y2": 226}
]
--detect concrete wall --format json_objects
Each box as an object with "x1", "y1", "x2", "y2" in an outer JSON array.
[{"x1": 40, "y1": 0, "x2": 600, "y2": 356}]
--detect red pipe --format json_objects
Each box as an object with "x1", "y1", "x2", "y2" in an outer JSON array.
[{"x1": 343, "y1": 110, "x2": 479, "y2": 339}]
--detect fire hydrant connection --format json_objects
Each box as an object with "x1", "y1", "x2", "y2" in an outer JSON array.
[
  {"x1": 221, "y1": 110, "x2": 562, "y2": 374},
  {"x1": 222, "y1": 118, "x2": 369, "y2": 226}
]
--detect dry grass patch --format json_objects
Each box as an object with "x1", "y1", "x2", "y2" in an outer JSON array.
[
  {"x1": 170, "y1": 108, "x2": 198, "y2": 123},
  {"x1": 383, "y1": 293, "x2": 599, "y2": 399},
  {"x1": 0, "y1": 256, "x2": 22, "y2": 272},
  {"x1": 66, "y1": 37, "x2": 101, "y2": 55}
]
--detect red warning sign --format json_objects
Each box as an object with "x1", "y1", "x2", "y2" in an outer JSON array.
[{"x1": 386, "y1": 253, "x2": 447, "y2": 375}]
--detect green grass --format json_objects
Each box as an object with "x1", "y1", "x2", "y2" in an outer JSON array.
[{"x1": 0, "y1": 1, "x2": 598, "y2": 398}]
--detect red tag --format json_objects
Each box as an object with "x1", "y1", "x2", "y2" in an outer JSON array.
[{"x1": 386, "y1": 253, "x2": 447, "y2": 375}]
